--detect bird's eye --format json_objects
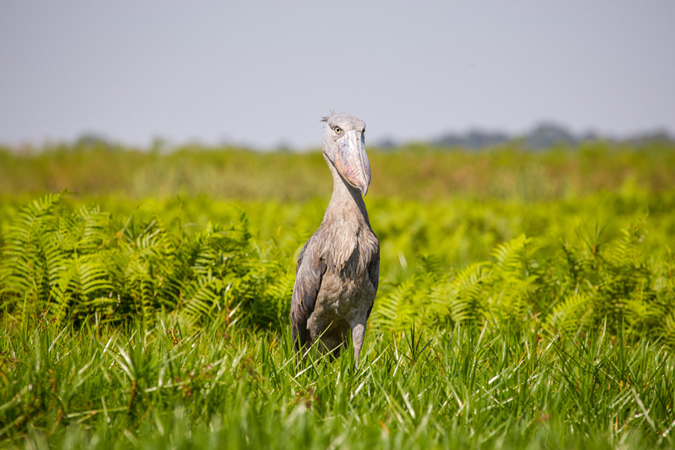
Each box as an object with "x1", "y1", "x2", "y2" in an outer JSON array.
[
  {"x1": 362, "y1": 129, "x2": 366, "y2": 134},
  {"x1": 334, "y1": 127, "x2": 342, "y2": 134}
]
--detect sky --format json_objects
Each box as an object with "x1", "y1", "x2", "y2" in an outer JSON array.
[{"x1": 1, "y1": 1, "x2": 674, "y2": 149}]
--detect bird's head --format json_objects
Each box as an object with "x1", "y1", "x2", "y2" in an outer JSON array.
[{"x1": 321, "y1": 112, "x2": 370, "y2": 196}]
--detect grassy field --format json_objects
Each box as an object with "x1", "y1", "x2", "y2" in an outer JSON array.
[
  {"x1": 2, "y1": 140, "x2": 675, "y2": 201},
  {"x1": 2, "y1": 316, "x2": 675, "y2": 449},
  {"x1": 1, "y1": 142, "x2": 675, "y2": 448}
]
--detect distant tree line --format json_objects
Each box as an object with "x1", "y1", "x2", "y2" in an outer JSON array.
[{"x1": 376, "y1": 122, "x2": 675, "y2": 150}]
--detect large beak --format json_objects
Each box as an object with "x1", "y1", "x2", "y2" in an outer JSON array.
[{"x1": 335, "y1": 130, "x2": 371, "y2": 196}]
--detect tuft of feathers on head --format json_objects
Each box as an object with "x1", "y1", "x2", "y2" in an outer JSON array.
[{"x1": 320, "y1": 109, "x2": 336, "y2": 122}]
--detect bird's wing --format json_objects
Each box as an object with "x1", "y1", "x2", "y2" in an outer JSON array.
[
  {"x1": 290, "y1": 239, "x2": 326, "y2": 352},
  {"x1": 366, "y1": 242, "x2": 380, "y2": 319}
]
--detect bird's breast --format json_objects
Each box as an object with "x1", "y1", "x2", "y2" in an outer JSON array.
[
  {"x1": 311, "y1": 226, "x2": 378, "y2": 323},
  {"x1": 325, "y1": 224, "x2": 378, "y2": 275}
]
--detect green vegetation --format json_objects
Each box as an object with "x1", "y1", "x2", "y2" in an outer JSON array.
[
  {"x1": 2, "y1": 316, "x2": 674, "y2": 449},
  {"x1": 2, "y1": 140, "x2": 674, "y2": 201},
  {"x1": 1, "y1": 142, "x2": 674, "y2": 448}
]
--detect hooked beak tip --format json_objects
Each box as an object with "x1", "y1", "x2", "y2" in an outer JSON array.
[{"x1": 359, "y1": 182, "x2": 369, "y2": 197}]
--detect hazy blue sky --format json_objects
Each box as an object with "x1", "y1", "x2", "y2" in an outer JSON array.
[{"x1": 1, "y1": 1, "x2": 674, "y2": 149}]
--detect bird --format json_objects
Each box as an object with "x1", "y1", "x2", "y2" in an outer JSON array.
[{"x1": 290, "y1": 112, "x2": 380, "y2": 367}]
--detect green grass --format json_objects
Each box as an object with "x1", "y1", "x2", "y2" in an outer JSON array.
[
  {"x1": 2, "y1": 315, "x2": 675, "y2": 449},
  {"x1": 2, "y1": 142, "x2": 674, "y2": 201},
  {"x1": 1, "y1": 143, "x2": 675, "y2": 448}
]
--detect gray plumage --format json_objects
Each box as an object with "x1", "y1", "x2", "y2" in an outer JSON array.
[{"x1": 290, "y1": 112, "x2": 380, "y2": 367}]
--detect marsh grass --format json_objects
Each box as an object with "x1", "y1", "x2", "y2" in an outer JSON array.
[
  {"x1": 1, "y1": 144, "x2": 675, "y2": 448},
  {"x1": 2, "y1": 143, "x2": 674, "y2": 202},
  {"x1": 1, "y1": 314, "x2": 674, "y2": 449}
]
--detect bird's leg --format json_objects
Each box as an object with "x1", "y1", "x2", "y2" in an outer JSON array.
[{"x1": 351, "y1": 323, "x2": 366, "y2": 367}]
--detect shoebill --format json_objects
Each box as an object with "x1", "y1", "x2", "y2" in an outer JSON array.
[{"x1": 290, "y1": 112, "x2": 380, "y2": 367}]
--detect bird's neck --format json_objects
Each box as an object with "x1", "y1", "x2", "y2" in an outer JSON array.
[{"x1": 324, "y1": 159, "x2": 371, "y2": 228}]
